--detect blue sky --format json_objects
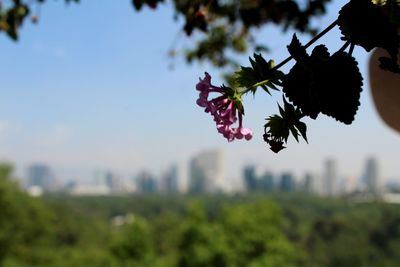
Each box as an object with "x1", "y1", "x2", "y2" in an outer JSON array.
[{"x1": 0, "y1": 1, "x2": 398, "y2": 184}]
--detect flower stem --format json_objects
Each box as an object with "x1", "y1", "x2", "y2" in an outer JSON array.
[
  {"x1": 250, "y1": 73, "x2": 285, "y2": 88},
  {"x1": 244, "y1": 73, "x2": 285, "y2": 94},
  {"x1": 272, "y1": 19, "x2": 339, "y2": 71},
  {"x1": 245, "y1": 19, "x2": 339, "y2": 93},
  {"x1": 349, "y1": 43, "x2": 355, "y2": 56},
  {"x1": 338, "y1": 40, "x2": 351, "y2": 53}
]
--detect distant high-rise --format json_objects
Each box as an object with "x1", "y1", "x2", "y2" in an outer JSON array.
[
  {"x1": 136, "y1": 171, "x2": 158, "y2": 193},
  {"x1": 323, "y1": 159, "x2": 337, "y2": 196},
  {"x1": 243, "y1": 165, "x2": 257, "y2": 192},
  {"x1": 279, "y1": 172, "x2": 296, "y2": 192},
  {"x1": 302, "y1": 173, "x2": 314, "y2": 194},
  {"x1": 95, "y1": 171, "x2": 121, "y2": 191},
  {"x1": 363, "y1": 157, "x2": 380, "y2": 195},
  {"x1": 243, "y1": 167, "x2": 275, "y2": 192},
  {"x1": 259, "y1": 171, "x2": 275, "y2": 192},
  {"x1": 162, "y1": 165, "x2": 179, "y2": 193},
  {"x1": 189, "y1": 150, "x2": 224, "y2": 193},
  {"x1": 27, "y1": 164, "x2": 55, "y2": 191},
  {"x1": 105, "y1": 172, "x2": 122, "y2": 192}
]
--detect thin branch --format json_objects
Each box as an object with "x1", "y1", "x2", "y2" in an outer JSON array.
[
  {"x1": 272, "y1": 19, "x2": 339, "y2": 71},
  {"x1": 338, "y1": 40, "x2": 351, "y2": 53}
]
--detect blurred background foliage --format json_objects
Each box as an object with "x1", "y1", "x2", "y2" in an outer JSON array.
[
  {"x1": 0, "y1": 0, "x2": 333, "y2": 68},
  {"x1": 2, "y1": 163, "x2": 400, "y2": 267}
]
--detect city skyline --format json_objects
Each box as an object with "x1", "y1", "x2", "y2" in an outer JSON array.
[{"x1": 14, "y1": 152, "x2": 396, "y2": 196}]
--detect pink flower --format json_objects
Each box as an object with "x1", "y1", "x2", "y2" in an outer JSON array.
[{"x1": 196, "y1": 72, "x2": 253, "y2": 142}]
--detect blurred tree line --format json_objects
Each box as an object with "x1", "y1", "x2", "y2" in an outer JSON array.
[{"x1": 1, "y1": 163, "x2": 400, "y2": 267}]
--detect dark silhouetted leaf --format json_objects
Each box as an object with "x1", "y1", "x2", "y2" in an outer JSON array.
[
  {"x1": 235, "y1": 53, "x2": 284, "y2": 95},
  {"x1": 283, "y1": 38, "x2": 363, "y2": 124},
  {"x1": 287, "y1": 34, "x2": 308, "y2": 61},
  {"x1": 338, "y1": 0, "x2": 399, "y2": 72},
  {"x1": 263, "y1": 98, "x2": 307, "y2": 153},
  {"x1": 314, "y1": 51, "x2": 363, "y2": 124}
]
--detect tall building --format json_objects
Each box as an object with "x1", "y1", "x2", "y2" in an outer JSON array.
[
  {"x1": 27, "y1": 164, "x2": 55, "y2": 191},
  {"x1": 363, "y1": 157, "x2": 380, "y2": 195},
  {"x1": 243, "y1": 165, "x2": 257, "y2": 192},
  {"x1": 189, "y1": 150, "x2": 224, "y2": 193},
  {"x1": 136, "y1": 171, "x2": 158, "y2": 193},
  {"x1": 302, "y1": 173, "x2": 314, "y2": 194},
  {"x1": 259, "y1": 171, "x2": 275, "y2": 192},
  {"x1": 95, "y1": 170, "x2": 122, "y2": 192},
  {"x1": 322, "y1": 159, "x2": 337, "y2": 196},
  {"x1": 279, "y1": 172, "x2": 296, "y2": 192},
  {"x1": 161, "y1": 165, "x2": 179, "y2": 193}
]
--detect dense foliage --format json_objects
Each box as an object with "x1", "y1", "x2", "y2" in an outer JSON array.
[{"x1": 1, "y1": 164, "x2": 400, "y2": 267}]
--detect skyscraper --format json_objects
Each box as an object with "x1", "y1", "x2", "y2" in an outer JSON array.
[
  {"x1": 189, "y1": 150, "x2": 224, "y2": 193},
  {"x1": 279, "y1": 172, "x2": 296, "y2": 192},
  {"x1": 243, "y1": 165, "x2": 257, "y2": 192},
  {"x1": 363, "y1": 157, "x2": 380, "y2": 195},
  {"x1": 259, "y1": 171, "x2": 275, "y2": 192},
  {"x1": 161, "y1": 165, "x2": 179, "y2": 193},
  {"x1": 136, "y1": 171, "x2": 158, "y2": 193},
  {"x1": 27, "y1": 164, "x2": 55, "y2": 191},
  {"x1": 322, "y1": 159, "x2": 337, "y2": 196},
  {"x1": 302, "y1": 173, "x2": 315, "y2": 194}
]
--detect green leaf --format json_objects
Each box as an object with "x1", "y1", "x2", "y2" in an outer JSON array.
[
  {"x1": 235, "y1": 53, "x2": 283, "y2": 94},
  {"x1": 263, "y1": 99, "x2": 308, "y2": 153}
]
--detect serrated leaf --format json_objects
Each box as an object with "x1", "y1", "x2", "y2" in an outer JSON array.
[
  {"x1": 278, "y1": 105, "x2": 285, "y2": 117},
  {"x1": 338, "y1": 0, "x2": 399, "y2": 70},
  {"x1": 282, "y1": 62, "x2": 320, "y2": 119},
  {"x1": 283, "y1": 44, "x2": 363, "y2": 124},
  {"x1": 314, "y1": 51, "x2": 363, "y2": 124},
  {"x1": 234, "y1": 54, "x2": 283, "y2": 94},
  {"x1": 289, "y1": 126, "x2": 300, "y2": 142},
  {"x1": 310, "y1": 45, "x2": 330, "y2": 60},
  {"x1": 264, "y1": 99, "x2": 308, "y2": 150},
  {"x1": 287, "y1": 34, "x2": 308, "y2": 61},
  {"x1": 265, "y1": 115, "x2": 290, "y2": 142},
  {"x1": 295, "y1": 121, "x2": 308, "y2": 143}
]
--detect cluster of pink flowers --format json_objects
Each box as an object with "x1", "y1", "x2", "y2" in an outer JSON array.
[{"x1": 196, "y1": 72, "x2": 253, "y2": 142}]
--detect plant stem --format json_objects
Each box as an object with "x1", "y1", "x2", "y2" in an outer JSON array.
[
  {"x1": 246, "y1": 19, "x2": 339, "y2": 92},
  {"x1": 349, "y1": 43, "x2": 355, "y2": 56},
  {"x1": 272, "y1": 19, "x2": 339, "y2": 71},
  {"x1": 250, "y1": 73, "x2": 285, "y2": 88},
  {"x1": 338, "y1": 40, "x2": 351, "y2": 53}
]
